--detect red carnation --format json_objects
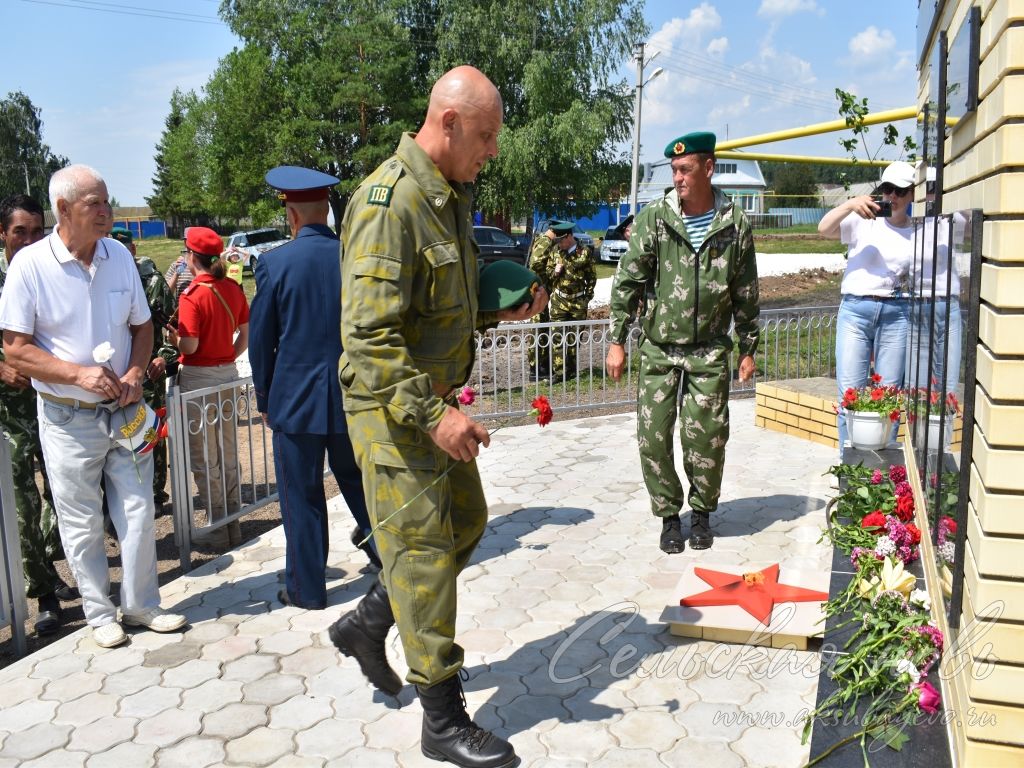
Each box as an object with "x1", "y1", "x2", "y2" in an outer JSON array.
[
  {"x1": 530, "y1": 395, "x2": 553, "y2": 427},
  {"x1": 896, "y1": 493, "x2": 915, "y2": 521},
  {"x1": 861, "y1": 511, "x2": 887, "y2": 533},
  {"x1": 871, "y1": 373, "x2": 882, "y2": 383},
  {"x1": 870, "y1": 388, "x2": 885, "y2": 401},
  {"x1": 941, "y1": 516, "x2": 958, "y2": 536},
  {"x1": 905, "y1": 523, "x2": 922, "y2": 545},
  {"x1": 889, "y1": 409, "x2": 901, "y2": 422}
]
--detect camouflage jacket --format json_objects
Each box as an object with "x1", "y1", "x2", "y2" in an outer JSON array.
[
  {"x1": 609, "y1": 187, "x2": 760, "y2": 356},
  {"x1": 528, "y1": 235, "x2": 555, "y2": 274},
  {"x1": 533, "y1": 242, "x2": 597, "y2": 309},
  {"x1": 135, "y1": 256, "x2": 178, "y2": 367},
  {"x1": 340, "y1": 133, "x2": 501, "y2": 433},
  {"x1": 0, "y1": 255, "x2": 37, "y2": 424}
]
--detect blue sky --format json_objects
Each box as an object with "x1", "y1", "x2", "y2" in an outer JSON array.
[{"x1": 5, "y1": 0, "x2": 917, "y2": 205}]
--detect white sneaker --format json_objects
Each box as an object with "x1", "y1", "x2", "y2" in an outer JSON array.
[
  {"x1": 93, "y1": 622, "x2": 127, "y2": 648},
  {"x1": 122, "y1": 607, "x2": 187, "y2": 633}
]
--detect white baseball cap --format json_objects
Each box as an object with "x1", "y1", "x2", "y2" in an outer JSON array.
[{"x1": 879, "y1": 161, "x2": 915, "y2": 189}]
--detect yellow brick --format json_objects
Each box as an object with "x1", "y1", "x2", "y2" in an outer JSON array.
[
  {"x1": 778, "y1": 412, "x2": 799, "y2": 427},
  {"x1": 788, "y1": 404, "x2": 812, "y2": 419},
  {"x1": 764, "y1": 396, "x2": 787, "y2": 412},
  {"x1": 776, "y1": 388, "x2": 801, "y2": 404},
  {"x1": 755, "y1": 393, "x2": 766, "y2": 406},
  {"x1": 756, "y1": 407, "x2": 777, "y2": 423},
  {"x1": 797, "y1": 393, "x2": 824, "y2": 409},
  {"x1": 799, "y1": 418, "x2": 822, "y2": 434},
  {"x1": 755, "y1": 416, "x2": 765, "y2": 428},
  {"x1": 812, "y1": 409, "x2": 836, "y2": 426},
  {"x1": 786, "y1": 426, "x2": 811, "y2": 440},
  {"x1": 810, "y1": 433, "x2": 837, "y2": 448},
  {"x1": 821, "y1": 424, "x2": 839, "y2": 439},
  {"x1": 756, "y1": 383, "x2": 777, "y2": 398},
  {"x1": 765, "y1": 420, "x2": 788, "y2": 435}
]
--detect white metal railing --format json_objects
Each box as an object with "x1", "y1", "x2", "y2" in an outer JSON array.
[{"x1": 0, "y1": 433, "x2": 28, "y2": 657}]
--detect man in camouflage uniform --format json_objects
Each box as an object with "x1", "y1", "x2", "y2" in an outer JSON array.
[
  {"x1": 331, "y1": 66, "x2": 547, "y2": 768},
  {"x1": 0, "y1": 194, "x2": 69, "y2": 634},
  {"x1": 607, "y1": 131, "x2": 759, "y2": 554},
  {"x1": 110, "y1": 228, "x2": 177, "y2": 507},
  {"x1": 531, "y1": 220, "x2": 596, "y2": 381},
  {"x1": 527, "y1": 223, "x2": 557, "y2": 379}
]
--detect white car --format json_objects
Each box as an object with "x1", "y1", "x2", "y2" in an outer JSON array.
[
  {"x1": 225, "y1": 228, "x2": 289, "y2": 269},
  {"x1": 599, "y1": 226, "x2": 628, "y2": 263}
]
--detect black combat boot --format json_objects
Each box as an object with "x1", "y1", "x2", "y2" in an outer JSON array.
[
  {"x1": 659, "y1": 514, "x2": 685, "y2": 554},
  {"x1": 328, "y1": 581, "x2": 403, "y2": 695},
  {"x1": 417, "y1": 673, "x2": 517, "y2": 768},
  {"x1": 689, "y1": 510, "x2": 714, "y2": 550}
]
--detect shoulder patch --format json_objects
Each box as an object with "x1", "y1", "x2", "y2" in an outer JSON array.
[{"x1": 367, "y1": 185, "x2": 393, "y2": 207}]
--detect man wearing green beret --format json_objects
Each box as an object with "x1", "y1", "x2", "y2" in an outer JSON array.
[
  {"x1": 110, "y1": 226, "x2": 178, "y2": 508},
  {"x1": 531, "y1": 220, "x2": 596, "y2": 381},
  {"x1": 334, "y1": 66, "x2": 547, "y2": 768},
  {"x1": 606, "y1": 130, "x2": 760, "y2": 554}
]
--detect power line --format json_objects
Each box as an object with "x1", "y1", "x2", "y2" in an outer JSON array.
[{"x1": 18, "y1": 0, "x2": 223, "y2": 25}]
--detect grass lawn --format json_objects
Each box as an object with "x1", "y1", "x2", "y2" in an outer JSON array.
[{"x1": 137, "y1": 236, "x2": 258, "y2": 301}]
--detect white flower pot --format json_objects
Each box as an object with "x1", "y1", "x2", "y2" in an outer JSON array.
[
  {"x1": 847, "y1": 411, "x2": 890, "y2": 450},
  {"x1": 914, "y1": 414, "x2": 951, "y2": 451}
]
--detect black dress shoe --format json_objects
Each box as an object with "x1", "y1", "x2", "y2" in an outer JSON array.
[
  {"x1": 277, "y1": 589, "x2": 324, "y2": 610},
  {"x1": 659, "y1": 515, "x2": 685, "y2": 554},
  {"x1": 53, "y1": 580, "x2": 79, "y2": 602},
  {"x1": 689, "y1": 511, "x2": 714, "y2": 550},
  {"x1": 35, "y1": 593, "x2": 62, "y2": 635},
  {"x1": 350, "y1": 526, "x2": 383, "y2": 570}
]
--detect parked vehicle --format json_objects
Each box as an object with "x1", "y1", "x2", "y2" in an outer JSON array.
[
  {"x1": 225, "y1": 227, "x2": 289, "y2": 269},
  {"x1": 572, "y1": 223, "x2": 595, "y2": 250},
  {"x1": 473, "y1": 226, "x2": 528, "y2": 265},
  {"x1": 599, "y1": 226, "x2": 629, "y2": 263}
]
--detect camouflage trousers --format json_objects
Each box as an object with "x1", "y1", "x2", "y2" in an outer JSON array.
[
  {"x1": 345, "y1": 406, "x2": 487, "y2": 687},
  {"x1": 0, "y1": 390, "x2": 62, "y2": 598},
  {"x1": 548, "y1": 298, "x2": 588, "y2": 379},
  {"x1": 529, "y1": 308, "x2": 552, "y2": 374},
  {"x1": 636, "y1": 338, "x2": 731, "y2": 518}
]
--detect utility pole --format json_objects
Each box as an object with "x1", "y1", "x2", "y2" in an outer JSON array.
[
  {"x1": 628, "y1": 43, "x2": 663, "y2": 217},
  {"x1": 23, "y1": 163, "x2": 30, "y2": 195}
]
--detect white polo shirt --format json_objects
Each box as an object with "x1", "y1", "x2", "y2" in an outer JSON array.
[
  {"x1": 0, "y1": 229, "x2": 151, "y2": 402},
  {"x1": 839, "y1": 213, "x2": 914, "y2": 297}
]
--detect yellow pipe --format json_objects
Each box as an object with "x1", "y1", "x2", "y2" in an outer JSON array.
[
  {"x1": 716, "y1": 106, "x2": 920, "y2": 151},
  {"x1": 716, "y1": 150, "x2": 890, "y2": 167}
]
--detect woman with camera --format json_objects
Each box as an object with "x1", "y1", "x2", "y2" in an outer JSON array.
[
  {"x1": 818, "y1": 161, "x2": 915, "y2": 458},
  {"x1": 168, "y1": 227, "x2": 250, "y2": 547}
]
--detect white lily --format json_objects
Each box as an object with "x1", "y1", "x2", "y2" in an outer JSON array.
[
  {"x1": 895, "y1": 658, "x2": 921, "y2": 683},
  {"x1": 909, "y1": 588, "x2": 931, "y2": 611},
  {"x1": 858, "y1": 556, "x2": 916, "y2": 599},
  {"x1": 92, "y1": 342, "x2": 116, "y2": 364}
]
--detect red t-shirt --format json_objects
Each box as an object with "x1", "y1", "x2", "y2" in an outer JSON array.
[{"x1": 177, "y1": 273, "x2": 250, "y2": 366}]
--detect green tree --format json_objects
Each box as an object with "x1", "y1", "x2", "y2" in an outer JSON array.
[
  {"x1": 0, "y1": 91, "x2": 67, "y2": 207},
  {"x1": 431, "y1": 0, "x2": 647, "y2": 224},
  {"x1": 217, "y1": 0, "x2": 429, "y2": 226},
  {"x1": 765, "y1": 163, "x2": 819, "y2": 207},
  {"x1": 146, "y1": 88, "x2": 212, "y2": 233},
  {"x1": 835, "y1": 88, "x2": 917, "y2": 188}
]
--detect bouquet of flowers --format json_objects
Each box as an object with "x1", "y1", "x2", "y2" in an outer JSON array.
[{"x1": 839, "y1": 373, "x2": 903, "y2": 422}]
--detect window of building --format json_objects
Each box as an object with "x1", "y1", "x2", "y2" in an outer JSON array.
[{"x1": 715, "y1": 162, "x2": 737, "y2": 175}]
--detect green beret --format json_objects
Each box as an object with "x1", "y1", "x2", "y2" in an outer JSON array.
[
  {"x1": 664, "y1": 131, "x2": 717, "y2": 158},
  {"x1": 110, "y1": 226, "x2": 133, "y2": 244},
  {"x1": 549, "y1": 220, "x2": 574, "y2": 236},
  {"x1": 478, "y1": 260, "x2": 540, "y2": 312}
]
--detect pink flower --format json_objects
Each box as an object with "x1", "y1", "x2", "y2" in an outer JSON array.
[
  {"x1": 871, "y1": 469, "x2": 883, "y2": 484},
  {"x1": 457, "y1": 386, "x2": 476, "y2": 406},
  {"x1": 912, "y1": 681, "x2": 941, "y2": 713},
  {"x1": 889, "y1": 465, "x2": 907, "y2": 484}
]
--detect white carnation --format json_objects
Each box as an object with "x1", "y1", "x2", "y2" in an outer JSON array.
[
  {"x1": 874, "y1": 537, "x2": 896, "y2": 557},
  {"x1": 92, "y1": 342, "x2": 115, "y2": 364},
  {"x1": 895, "y1": 658, "x2": 921, "y2": 683}
]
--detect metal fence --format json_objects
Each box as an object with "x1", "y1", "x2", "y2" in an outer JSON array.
[{"x1": 0, "y1": 434, "x2": 28, "y2": 657}]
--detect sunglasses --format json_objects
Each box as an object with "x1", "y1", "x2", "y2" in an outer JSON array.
[{"x1": 879, "y1": 184, "x2": 912, "y2": 197}]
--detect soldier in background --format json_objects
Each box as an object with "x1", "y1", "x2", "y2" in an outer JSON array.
[
  {"x1": 532, "y1": 219, "x2": 596, "y2": 381},
  {"x1": 110, "y1": 227, "x2": 177, "y2": 508},
  {"x1": 0, "y1": 194, "x2": 75, "y2": 635},
  {"x1": 606, "y1": 131, "x2": 759, "y2": 555},
  {"x1": 527, "y1": 221, "x2": 558, "y2": 380}
]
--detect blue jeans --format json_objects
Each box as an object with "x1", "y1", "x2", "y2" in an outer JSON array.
[
  {"x1": 37, "y1": 398, "x2": 160, "y2": 626},
  {"x1": 835, "y1": 296, "x2": 910, "y2": 458},
  {"x1": 908, "y1": 298, "x2": 962, "y2": 396}
]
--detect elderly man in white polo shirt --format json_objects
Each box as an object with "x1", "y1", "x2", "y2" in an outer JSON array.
[{"x1": 0, "y1": 164, "x2": 185, "y2": 648}]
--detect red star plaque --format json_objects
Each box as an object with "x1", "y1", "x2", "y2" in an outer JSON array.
[{"x1": 680, "y1": 563, "x2": 829, "y2": 625}]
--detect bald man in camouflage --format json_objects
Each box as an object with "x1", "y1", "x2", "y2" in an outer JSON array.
[
  {"x1": 607, "y1": 131, "x2": 759, "y2": 555},
  {"x1": 331, "y1": 66, "x2": 547, "y2": 768}
]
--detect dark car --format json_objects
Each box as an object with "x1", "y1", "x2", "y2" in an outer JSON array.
[{"x1": 473, "y1": 226, "x2": 528, "y2": 266}]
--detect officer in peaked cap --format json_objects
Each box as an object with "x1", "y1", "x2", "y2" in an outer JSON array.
[
  {"x1": 607, "y1": 127, "x2": 760, "y2": 556},
  {"x1": 249, "y1": 166, "x2": 378, "y2": 610}
]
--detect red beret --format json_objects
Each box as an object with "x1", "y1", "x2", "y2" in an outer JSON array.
[{"x1": 185, "y1": 227, "x2": 223, "y2": 257}]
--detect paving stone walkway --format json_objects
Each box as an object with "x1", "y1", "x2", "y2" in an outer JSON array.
[{"x1": 0, "y1": 399, "x2": 836, "y2": 767}]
